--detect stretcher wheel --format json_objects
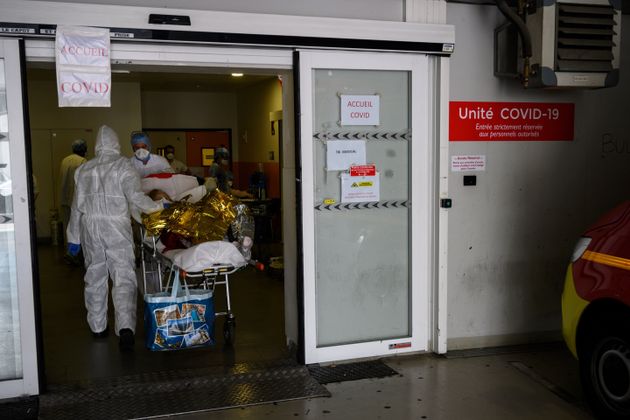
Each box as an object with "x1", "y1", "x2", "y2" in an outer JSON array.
[{"x1": 223, "y1": 316, "x2": 236, "y2": 346}]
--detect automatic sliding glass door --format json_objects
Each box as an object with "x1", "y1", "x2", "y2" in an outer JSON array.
[
  {"x1": 298, "y1": 50, "x2": 431, "y2": 364},
  {"x1": 0, "y1": 38, "x2": 39, "y2": 399}
]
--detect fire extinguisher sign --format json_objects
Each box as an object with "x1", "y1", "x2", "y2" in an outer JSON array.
[{"x1": 449, "y1": 101, "x2": 574, "y2": 141}]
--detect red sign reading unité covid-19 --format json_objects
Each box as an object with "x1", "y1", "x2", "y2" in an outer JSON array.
[{"x1": 449, "y1": 101, "x2": 574, "y2": 141}]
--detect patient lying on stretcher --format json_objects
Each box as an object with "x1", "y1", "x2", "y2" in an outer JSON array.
[
  {"x1": 141, "y1": 174, "x2": 254, "y2": 268},
  {"x1": 142, "y1": 173, "x2": 214, "y2": 205},
  {"x1": 148, "y1": 189, "x2": 172, "y2": 202}
]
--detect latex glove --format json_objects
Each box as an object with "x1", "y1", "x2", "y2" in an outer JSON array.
[
  {"x1": 242, "y1": 236, "x2": 253, "y2": 251},
  {"x1": 163, "y1": 201, "x2": 171, "y2": 209},
  {"x1": 67, "y1": 243, "x2": 81, "y2": 257}
]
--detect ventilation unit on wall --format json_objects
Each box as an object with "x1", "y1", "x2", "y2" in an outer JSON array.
[{"x1": 494, "y1": 0, "x2": 622, "y2": 88}]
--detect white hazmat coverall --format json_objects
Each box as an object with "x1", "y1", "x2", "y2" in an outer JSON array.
[{"x1": 67, "y1": 126, "x2": 162, "y2": 335}]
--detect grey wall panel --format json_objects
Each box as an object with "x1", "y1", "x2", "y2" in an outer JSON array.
[
  {"x1": 447, "y1": 4, "x2": 630, "y2": 347},
  {"x1": 26, "y1": 0, "x2": 404, "y2": 22}
]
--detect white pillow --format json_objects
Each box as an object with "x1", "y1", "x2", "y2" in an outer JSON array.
[{"x1": 164, "y1": 241, "x2": 246, "y2": 272}]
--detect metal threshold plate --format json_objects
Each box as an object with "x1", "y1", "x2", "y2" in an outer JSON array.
[
  {"x1": 308, "y1": 360, "x2": 399, "y2": 384},
  {"x1": 39, "y1": 363, "x2": 330, "y2": 419}
]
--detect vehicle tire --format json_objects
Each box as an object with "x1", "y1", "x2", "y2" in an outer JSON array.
[
  {"x1": 580, "y1": 327, "x2": 630, "y2": 419},
  {"x1": 223, "y1": 317, "x2": 236, "y2": 346}
]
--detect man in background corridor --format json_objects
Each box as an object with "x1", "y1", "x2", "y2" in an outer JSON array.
[{"x1": 59, "y1": 138, "x2": 87, "y2": 240}]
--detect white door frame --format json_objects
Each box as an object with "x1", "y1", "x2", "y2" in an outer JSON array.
[
  {"x1": 20, "y1": 40, "x2": 447, "y2": 367},
  {"x1": 21, "y1": 40, "x2": 303, "y2": 348},
  {"x1": 298, "y1": 50, "x2": 432, "y2": 364},
  {"x1": 0, "y1": 38, "x2": 39, "y2": 399}
]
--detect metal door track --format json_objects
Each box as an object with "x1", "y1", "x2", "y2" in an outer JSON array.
[{"x1": 38, "y1": 361, "x2": 330, "y2": 420}]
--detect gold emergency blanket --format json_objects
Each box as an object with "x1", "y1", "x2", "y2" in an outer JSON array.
[{"x1": 142, "y1": 189, "x2": 238, "y2": 243}]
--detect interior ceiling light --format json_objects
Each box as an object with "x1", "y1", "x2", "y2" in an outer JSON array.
[
  {"x1": 231, "y1": 73, "x2": 244, "y2": 77},
  {"x1": 111, "y1": 69, "x2": 131, "y2": 74}
]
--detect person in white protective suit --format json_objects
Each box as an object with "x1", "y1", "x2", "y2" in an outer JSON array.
[{"x1": 66, "y1": 125, "x2": 163, "y2": 351}]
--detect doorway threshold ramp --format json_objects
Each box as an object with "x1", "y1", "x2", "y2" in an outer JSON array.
[
  {"x1": 308, "y1": 360, "x2": 400, "y2": 384},
  {"x1": 39, "y1": 360, "x2": 330, "y2": 420}
]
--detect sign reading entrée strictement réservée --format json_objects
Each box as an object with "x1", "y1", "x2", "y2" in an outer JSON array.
[
  {"x1": 449, "y1": 101, "x2": 574, "y2": 141},
  {"x1": 340, "y1": 95, "x2": 380, "y2": 126},
  {"x1": 56, "y1": 25, "x2": 111, "y2": 107}
]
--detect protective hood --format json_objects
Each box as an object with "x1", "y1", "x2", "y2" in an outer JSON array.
[{"x1": 94, "y1": 125, "x2": 121, "y2": 156}]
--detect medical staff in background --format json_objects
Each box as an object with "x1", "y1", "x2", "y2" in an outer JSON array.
[
  {"x1": 164, "y1": 144, "x2": 190, "y2": 174},
  {"x1": 209, "y1": 147, "x2": 252, "y2": 199},
  {"x1": 66, "y1": 125, "x2": 163, "y2": 351},
  {"x1": 59, "y1": 138, "x2": 87, "y2": 237},
  {"x1": 129, "y1": 131, "x2": 173, "y2": 178}
]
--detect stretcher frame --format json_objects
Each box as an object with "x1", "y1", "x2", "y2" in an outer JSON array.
[{"x1": 137, "y1": 224, "x2": 240, "y2": 345}]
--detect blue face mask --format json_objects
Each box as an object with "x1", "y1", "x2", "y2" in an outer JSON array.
[{"x1": 134, "y1": 148, "x2": 150, "y2": 163}]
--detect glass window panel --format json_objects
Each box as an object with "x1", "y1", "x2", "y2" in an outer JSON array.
[
  {"x1": 313, "y1": 69, "x2": 410, "y2": 347},
  {"x1": 0, "y1": 58, "x2": 23, "y2": 381}
]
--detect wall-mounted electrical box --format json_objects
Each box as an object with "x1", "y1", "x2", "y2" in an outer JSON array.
[
  {"x1": 495, "y1": 0, "x2": 622, "y2": 88},
  {"x1": 463, "y1": 175, "x2": 477, "y2": 186}
]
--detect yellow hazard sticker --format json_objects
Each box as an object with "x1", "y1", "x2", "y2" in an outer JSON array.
[
  {"x1": 352, "y1": 182, "x2": 373, "y2": 187},
  {"x1": 323, "y1": 198, "x2": 336, "y2": 205}
]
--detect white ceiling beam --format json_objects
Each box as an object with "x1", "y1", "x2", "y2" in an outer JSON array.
[{"x1": 1, "y1": 0, "x2": 454, "y2": 45}]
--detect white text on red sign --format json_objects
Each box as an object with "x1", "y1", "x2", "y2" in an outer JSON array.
[
  {"x1": 457, "y1": 106, "x2": 561, "y2": 121},
  {"x1": 449, "y1": 102, "x2": 574, "y2": 142},
  {"x1": 350, "y1": 164, "x2": 376, "y2": 177}
]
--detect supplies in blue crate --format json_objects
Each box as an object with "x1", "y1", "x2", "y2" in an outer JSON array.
[{"x1": 144, "y1": 269, "x2": 214, "y2": 351}]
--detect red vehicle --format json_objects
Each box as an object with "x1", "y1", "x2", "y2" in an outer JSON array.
[{"x1": 562, "y1": 201, "x2": 630, "y2": 419}]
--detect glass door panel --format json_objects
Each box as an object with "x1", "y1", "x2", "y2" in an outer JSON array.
[
  {"x1": 313, "y1": 69, "x2": 410, "y2": 346},
  {"x1": 299, "y1": 51, "x2": 430, "y2": 364},
  {"x1": 0, "y1": 38, "x2": 39, "y2": 398},
  {"x1": 0, "y1": 57, "x2": 23, "y2": 382}
]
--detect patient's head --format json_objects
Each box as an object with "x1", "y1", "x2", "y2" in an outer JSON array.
[{"x1": 149, "y1": 189, "x2": 171, "y2": 202}]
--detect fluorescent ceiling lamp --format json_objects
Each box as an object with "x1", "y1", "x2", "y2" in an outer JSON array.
[
  {"x1": 231, "y1": 73, "x2": 244, "y2": 77},
  {"x1": 112, "y1": 69, "x2": 131, "y2": 74}
]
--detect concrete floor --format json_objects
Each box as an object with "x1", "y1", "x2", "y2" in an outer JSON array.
[
  {"x1": 37, "y1": 243, "x2": 288, "y2": 385},
  {"x1": 36, "y1": 244, "x2": 595, "y2": 419},
  {"x1": 167, "y1": 347, "x2": 594, "y2": 420}
]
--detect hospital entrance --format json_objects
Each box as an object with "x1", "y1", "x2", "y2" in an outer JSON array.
[
  {"x1": 27, "y1": 64, "x2": 292, "y2": 388},
  {"x1": 0, "y1": 31, "x2": 433, "y2": 415}
]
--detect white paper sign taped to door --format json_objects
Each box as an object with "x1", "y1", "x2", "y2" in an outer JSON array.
[
  {"x1": 340, "y1": 95, "x2": 380, "y2": 126},
  {"x1": 56, "y1": 25, "x2": 111, "y2": 107},
  {"x1": 341, "y1": 172, "x2": 380, "y2": 203},
  {"x1": 326, "y1": 140, "x2": 366, "y2": 171}
]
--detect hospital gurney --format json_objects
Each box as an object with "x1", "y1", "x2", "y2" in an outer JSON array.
[{"x1": 137, "y1": 224, "x2": 242, "y2": 345}]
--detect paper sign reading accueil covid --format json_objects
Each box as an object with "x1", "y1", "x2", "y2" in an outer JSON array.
[{"x1": 56, "y1": 25, "x2": 111, "y2": 107}]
